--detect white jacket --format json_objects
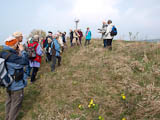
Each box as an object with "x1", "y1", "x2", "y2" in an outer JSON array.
[{"x1": 104, "y1": 24, "x2": 114, "y2": 39}]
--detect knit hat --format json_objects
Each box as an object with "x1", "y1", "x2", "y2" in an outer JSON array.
[
  {"x1": 12, "y1": 32, "x2": 23, "y2": 38},
  {"x1": 5, "y1": 37, "x2": 18, "y2": 46}
]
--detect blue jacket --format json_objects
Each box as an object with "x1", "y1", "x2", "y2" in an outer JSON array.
[
  {"x1": 1, "y1": 46, "x2": 29, "y2": 91},
  {"x1": 85, "y1": 31, "x2": 92, "y2": 40},
  {"x1": 52, "y1": 38, "x2": 60, "y2": 57}
]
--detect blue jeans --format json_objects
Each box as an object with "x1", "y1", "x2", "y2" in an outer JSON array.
[
  {"x1": 103, "y1": 39, "x2": 107, "y2": 48},
  {"x1": 70, "y1": 38, "x2": 73, "y2": 47}
]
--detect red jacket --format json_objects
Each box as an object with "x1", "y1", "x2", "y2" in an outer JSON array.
[{"x1": 28, "y1": 41, "x2": 42, "y2": 63}]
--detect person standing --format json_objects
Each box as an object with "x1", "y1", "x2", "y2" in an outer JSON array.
[
  {"x1": 51, "y1": 35, "x2": 61, "y2": 72},
  {"x1": 25, "y1": 38, "x2": 33, "y2": 77},
  {"x1": 99, "y1": 21, "x2": 108, "y2": 48},
  {"x1": 58, "y1": 32, "x2": 64, "y2": 53},
  {"x1": 105, "y1": 20, "x2": 114, "y2": 50},
  {"x1": 78, "y1": 29, "x2": 83, "y2": 45},
  {"x1": 69, "y1": 29, "x2": 74, "y2": 47},
  {"x1": 44, "y1": 31, "x2": 52, "y2": 62},
  {"x1": 73, "y1": 30, "x2": 80, "y2": 46},
  {"x1": 62, "y1": 32, "x2": 66, "y2": 44},
  {"x1": 1, "y1": 36, "x2": 29, "y2": 120},
  {"x1": 85, "y1": 27, "x2": 92, "y2": 46},
  {"x1": 28, "y1": 35, "x2": 43, "y2": 83},
  {"x1": 45, "y1": 37, "x2": 53, "y2": 62},
  {"x1": 43, "y1": 31, "x2": 52, "y2": 48}
]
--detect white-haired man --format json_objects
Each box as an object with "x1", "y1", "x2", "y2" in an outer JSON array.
[{"x1": 99, "y1": 21, "x2": 108, "y2": 48}]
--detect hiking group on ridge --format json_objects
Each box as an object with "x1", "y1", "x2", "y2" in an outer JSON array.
[{"x1": 0, "y1": 19, "x2": 117, "y2": 120}]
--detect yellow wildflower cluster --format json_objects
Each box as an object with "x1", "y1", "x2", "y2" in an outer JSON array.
[
  {"x1": 78, "y1": 99, "x2": 104, "y2": 119},
  {"x1": 88, "y1": 99, "x2": 96, "y2": 108}
]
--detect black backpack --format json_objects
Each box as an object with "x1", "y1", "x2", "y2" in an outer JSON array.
[{"x1": 26, "y1": 44, "x2": 37, "y2": 60}]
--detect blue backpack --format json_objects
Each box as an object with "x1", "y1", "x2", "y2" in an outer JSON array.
[{"x1": 111, "y1": 26, "x2": 117, "y2": 36}]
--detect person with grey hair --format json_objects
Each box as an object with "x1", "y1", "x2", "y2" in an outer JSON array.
[
  {"x1": 28, "y1": 35, "x2": 43, "y2": 83},
  {"x1": 104, "y1": 20, "x2": 115, "y2": 50},
  {"x1": 50, "y1": 34, "x2": 61, "y2": 72},
  {"x1": 98, "y1": 21, "x2": 108, "y2": 48}
]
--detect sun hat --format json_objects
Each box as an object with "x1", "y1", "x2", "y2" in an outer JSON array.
[{"x1": 12, "y1": 32, "x2": 23, "y2": 38}]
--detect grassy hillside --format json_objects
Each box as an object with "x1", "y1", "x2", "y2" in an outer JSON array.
[{"x1": 1, "y1": 40, "x2": 160, "y2": 120}]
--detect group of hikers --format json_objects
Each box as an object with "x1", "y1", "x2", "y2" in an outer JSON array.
[
  {"x1": 69, "y1": 28, "x2": 91, "y2": 46},
  {"x1": 0, "y1": 19, "x2": 116, "y2": 120}
]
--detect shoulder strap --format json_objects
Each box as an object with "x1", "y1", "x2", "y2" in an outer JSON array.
[
  {"x1": 0, "y1": 51, "x2": 13, "y2": 61},
  {"x1": 4, "y1": 52, "x2": 12, "y2": 60},
  {"x1": 32, "y1": 42, "x2": 39, "y2": 50}
]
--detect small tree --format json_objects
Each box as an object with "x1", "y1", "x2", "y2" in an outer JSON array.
[
  {"x1": 129, "y1": 32, "x2": 139, "y2": 41},
  {"x1": 27, "y1": 29, "x2": 46, "y2": 39}
]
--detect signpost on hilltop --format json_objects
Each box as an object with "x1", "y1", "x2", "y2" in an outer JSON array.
[{"x1": 74, "y1": 18, "x2": 80, "y2": 30}]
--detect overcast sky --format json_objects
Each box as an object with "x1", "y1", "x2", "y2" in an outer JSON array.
[{"x1": 0, "y1": 0, "x2": 160, "y2": 43}]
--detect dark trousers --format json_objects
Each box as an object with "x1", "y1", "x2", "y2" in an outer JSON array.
[
  {"x1": 5, "y1": 89, "x2": 24, "y2": 120},
  {"x1": 31, "y1": 67, "x2": 39, "y2": 82},
  {"x1": 107, "y1": 39, "x2": 113, "y2": 46},
  {"x1": 46, "y1": 53, "x2": 52, "y2": 62},
  {"x1": 84, "y1": 40, "x2": 90, "y2": 46},
  {"x1": 70, "y1": 38, "x2": 73, "y2": 47},
  {"x1": 79, "y1": 38, "x2": 82, "y2": 45},
  {"x1": 51, "y1": 56, "x2": 61, "y2": 72},
  {"x1": 103, "y1": 39, "x2": 107, "y2": 48}
]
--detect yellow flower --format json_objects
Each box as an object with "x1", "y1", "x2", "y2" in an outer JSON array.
[
  {"x1": 78, "y1": 104, "x2": 83, "y2": 110},
  {"x1": 78, "y1": 105, "x2": 82, "y2": 109},
  {"x1": 122, "y1": 118, "x2": 126, "y2": 120},
  {"x1": 121, "y1": 94, "x2": 126, "y2": 100},
  {"x1": 93, "y1": 104, "x2": 96, "y2": 107},
  {"x1": 88, "y1": 104, "x2": 91, "y2": 108},
  {"x1": 122, "y1": 95, "x2": 126, "y2": 100},
  {"x1": 90, "y1": 99, "x2": 94, "y2": 105},
  {"x1": 99, "y1": 116, "x2": 102, "y2": 120}
]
